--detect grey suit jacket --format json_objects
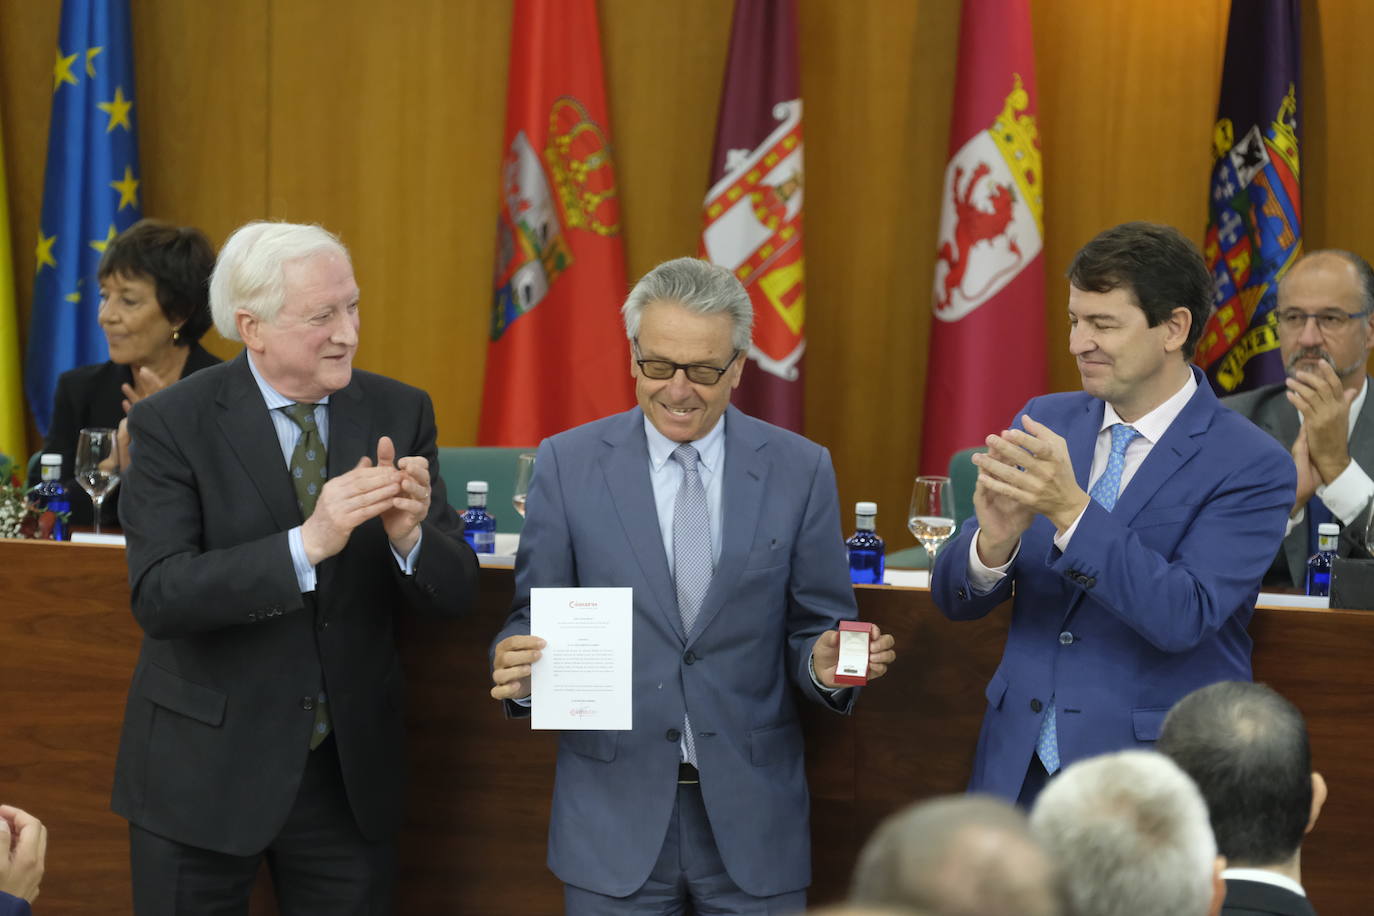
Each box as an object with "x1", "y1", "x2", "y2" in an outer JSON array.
[
  {"x1": 493, "y1": 406, "x2": 858, "y2": 898},
  {"x1": 1223, "y1": 378, "x2": 1374, "y2": 586}
]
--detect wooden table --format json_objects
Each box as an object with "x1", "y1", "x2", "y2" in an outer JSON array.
[{"x1": 2, "y1": 539, "x2": 1370, "y2": 913}]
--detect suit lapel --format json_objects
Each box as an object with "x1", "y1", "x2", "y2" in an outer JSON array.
[
  {"x1": 689, "y1": 408, "x2": 767, "y2": 646},
  {"x1": 217, "y1": 354, "x2": 301, "y2": 533},
  {"x1": 1109, "y1": 378, "x2": 1211, "y2": 526},
  {"x1": 602, "y1": 412, "x2": 682, "y2": 641},
  {"x1": 1064, "y1": 398, "x2": 1103, "y2": 492}
]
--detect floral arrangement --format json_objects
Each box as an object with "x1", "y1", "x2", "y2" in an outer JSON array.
[{"x1": 0, "y1": 453, "x2": 67, "y2": 539}]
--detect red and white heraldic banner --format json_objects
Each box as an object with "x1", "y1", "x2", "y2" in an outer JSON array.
[
  {"x1": 920, "y1": 0, "x2": 1047, "y2": 475},
  {"x1": 700, "y1": 0, "x2": 806, "y2": 433}
]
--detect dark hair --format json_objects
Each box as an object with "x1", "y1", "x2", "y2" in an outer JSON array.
[
  {"x1": 1067, "y1": 221, "x2": 1212, "y2": 358},
  {"x1": 1157, "y1": 681, "x2": 1312, "y2": 865},
  {"x1": 98, "y1": 219, "x2": 216, "y2": 345}
]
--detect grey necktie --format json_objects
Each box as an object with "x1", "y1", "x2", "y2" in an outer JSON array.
[{"x1": 672, "y1": 443, "x2": 712, "y2": 767}]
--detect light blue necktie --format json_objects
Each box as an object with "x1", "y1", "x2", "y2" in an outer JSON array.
[
  {"x1": 672, "y1": 444, "x2": 712, "y2": 767},
  {"x1": 1036, "y1": 423, "x2": 1140, "y2": 774}
]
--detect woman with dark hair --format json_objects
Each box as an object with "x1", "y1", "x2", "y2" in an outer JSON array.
[{"x1": 32, "y1": 219, "x2": 221, "y2": 526}]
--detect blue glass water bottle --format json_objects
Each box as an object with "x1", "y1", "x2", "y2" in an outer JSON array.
[
  {"x1": 31, "y1": 453, "x2": 72, "y2": 541},
  {"x1": 846, "y1": 501, "x2": 885, "y2": 585},
  {"x1": 461, "y1": 480, "x2": 497, "y2": 554},
  {"x1": 1306, "y1": 522, "x2": 1340, "y2": 597}
]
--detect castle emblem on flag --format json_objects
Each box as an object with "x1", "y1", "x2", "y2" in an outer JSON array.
[
  {"x1": 933, "y1": 74, "x2": 1043, "y2": 322},
  {"x1": 701, "y1": 99, "x2": 805, "y2": 381},
  {"x1": 491, "y1": 96, "x2": 620, "y2": 342},
  {"x1": 1195, "y1": 84, "x2": 1301, "y2": 391}
]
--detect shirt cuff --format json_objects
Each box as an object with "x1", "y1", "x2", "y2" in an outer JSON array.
[
  {"x1": 390, "y1": 528, "x2": 423, "y2": 575},
  {"x1": 967, "y1": 530, "x2": 1017, "y2": 595},
  {"x1": 512, "y1": 695, "x2": 532, "y2": 707},
  {"x1": 809, "y1": 652, "x2": 848, "y2": 699},
  {"x1": 288, "y1": 526, "x2": 316, "y2": 592},
  {"x1": 1285, "y1": 505, "x2": 1304, "y2": 538},
  {"x1": 1316, "y1": 460, "x2": 1374, "y2": 525},
  {"x1": 1052, "y1": 504, "x2": 1089, "y2": 553}
]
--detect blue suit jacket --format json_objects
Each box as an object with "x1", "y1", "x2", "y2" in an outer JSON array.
[
  {"x1": 493, "y1": 406, "x2": 858, "y2": 897},
  {"x1": 0, "y1": 891, "x2": 30, "y2": 916},
  {"x1": 931, "y1": 369, "x2": 1295, "y2": 800}
]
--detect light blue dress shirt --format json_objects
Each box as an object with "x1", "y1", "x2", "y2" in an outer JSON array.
[{"x1": 245, "y1": 353, "x2": 419, "y2": 592}]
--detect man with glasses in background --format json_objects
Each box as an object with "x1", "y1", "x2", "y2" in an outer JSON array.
[
  {"x1": 490, "y1": 257, "x2": 895, "y2": 914},
  {"x1": 1224, "y1": 250, "x2": 1374, "y2": 587}
]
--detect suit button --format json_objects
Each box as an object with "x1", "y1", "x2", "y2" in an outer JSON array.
[
  {"x1": 318, "y1": 619, "x2": 330, "y2": 631},
  {"x1": 248, "y1": 611, "x2": 258, "y2": 622},
  {"x1": 1083, "y1": 576, "x2": 1096, "y2": 588},
  {"x1": 666, "y1": 728, "x2": 681, "y2": 742},
  {"x1": 1059, "y1": 631, "x2": 1075, "y2": 646},
  {"x1": 683, "y1": 651, "x2": 696, "y2": 665},
  {"x1": 1030, "y1": 698, "x2": 1043, "y2": 713},
  {"x1": 956, "y1": 588, "x2": 968, "y2": 600},
  {"x1": 301, "y1": 696, "x2": 315, "y2": 711}
]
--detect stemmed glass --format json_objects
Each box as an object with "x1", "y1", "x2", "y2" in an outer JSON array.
[
  {"x1": 512, "y1": 452, "x2": 536, "y2": 518},
  {"x1": 908, "y1": 475, "x2": 955, "y2": 567},
  {"x1": 75, "y1": 427, "x2": 122, "y2": 535}
]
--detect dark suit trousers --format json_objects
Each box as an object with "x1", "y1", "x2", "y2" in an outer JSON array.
[{"x1": 128, "y1": 735, "x2": 396, "y2": 915}]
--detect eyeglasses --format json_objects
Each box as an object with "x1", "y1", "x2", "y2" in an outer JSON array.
[
  {"x1": 1274, "y1": 309, "x2": 1372, "y2": 334},
  {"x1": 633, "y1": 341, "x2": 741, "y2": 385}
]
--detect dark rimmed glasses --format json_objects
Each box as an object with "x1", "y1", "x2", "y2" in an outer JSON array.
[{"x1": 633, "y1": 342, "x2": 741, "y2": 385}]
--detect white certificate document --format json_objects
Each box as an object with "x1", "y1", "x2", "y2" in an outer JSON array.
[{"x1": 531, "y1": 587, "x2": 633, "y2": 730}]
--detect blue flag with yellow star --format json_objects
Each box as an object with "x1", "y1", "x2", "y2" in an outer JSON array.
[{"x1": 24, "y1": 0, "x2": 141, "y2": 434}]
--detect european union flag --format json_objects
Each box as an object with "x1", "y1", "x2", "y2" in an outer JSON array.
[{"x1": 24, "y1": 0, "x2": 141, "y2": 434}]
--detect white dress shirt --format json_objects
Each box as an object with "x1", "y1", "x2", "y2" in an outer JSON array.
[{"x1": 1286, "y1": 376, "x2": 1372, "y2": 534}]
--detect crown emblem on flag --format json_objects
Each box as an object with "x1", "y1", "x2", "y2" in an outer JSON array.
[
  {"x1": 988, "y1": 74, "x2": 1043, "y2": 234},
  {"x1": 544, "y1": 96, "x2": 621, "y2": 238}
]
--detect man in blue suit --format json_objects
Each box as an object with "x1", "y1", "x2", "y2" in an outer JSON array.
[
  {"x1": 491, "y1": 257, "x2": 895, "y2": 913},
  {"x1": 931, "y1": 221, "x2": 1295, "y2": 806}
]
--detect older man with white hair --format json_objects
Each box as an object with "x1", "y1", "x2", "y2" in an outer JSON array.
[
  {"x1": 112, "y1": 221, "x2": 480, "y2": 913},
  {"x1": 1029, "y1": 750, "x2": 1226, "y2": 916}
]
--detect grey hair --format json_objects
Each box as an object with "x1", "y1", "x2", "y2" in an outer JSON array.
[
  {"x1": 210, "y1": 221, "x2": 350, "y2": 341},
  {"x1": 1283, "y1": 248, "x2": 1374, "y2": 315},
  {"x1": 621, "y1": 257, "x2": 753, "y2": 352},
  {"x1": 851, "y1": 794, "x2": 1062, "y2": 916},
  {"x1": 1030, "y1": 751, "x2": 1216, "y2": 916}
]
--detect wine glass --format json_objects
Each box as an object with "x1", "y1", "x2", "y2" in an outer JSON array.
[
  {"x1": 908, "y1": 475, "x2": 955, "y2": 567},
  {"x1": 76, "y1": 427, "x2": 122, "y2": 535},
  {"x1": 512, "y1": 452, "x2": 536, "y2": 518}
]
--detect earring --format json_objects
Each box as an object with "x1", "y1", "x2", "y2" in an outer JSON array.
[{"x1": 172, "y1": 327, "x2": 181, "y2": 343}]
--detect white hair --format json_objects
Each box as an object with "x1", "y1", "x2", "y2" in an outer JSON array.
[
  {"x1": 1029, "y1": 750, "x2": 1217, "y2": 916},
  {"x1": 210, "y1": 221, "x2": 349, "y2": 340},
  {"x1": 621, "y1": 257, "x2": 753, "y2": 351}
]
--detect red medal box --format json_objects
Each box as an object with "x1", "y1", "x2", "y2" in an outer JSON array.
[{"x1": 833, "y1": 620, "x2": 873, "y2": 686}]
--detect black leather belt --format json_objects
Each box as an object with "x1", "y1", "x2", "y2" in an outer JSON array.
[{"x1": 678, "y1": 762, "x2": 700, "y2": 784}]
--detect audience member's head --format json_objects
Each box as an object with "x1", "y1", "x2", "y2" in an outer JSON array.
[
  {"x1": 1157, "y1": 681, "x2": 1326, "y2": 873},
  {"x1": 1029, "y1": 751, "x2": 1223, "y2": 916},
  {"x1": 850, "y1": 794, "x2": 1060, "y2": 916}
]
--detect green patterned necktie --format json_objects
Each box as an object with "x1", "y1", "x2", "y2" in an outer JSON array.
[
  {"x1": 283, "y1": 403, "x2": 327, "y2": 519},
  {"x1": 282, "y1": 403, "x2": 332, "y2": 749}
]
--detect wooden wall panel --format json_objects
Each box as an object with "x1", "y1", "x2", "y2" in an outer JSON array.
[
  {"x1": 265, "y1": 0, "x2": 511, "y2": 448},
  {"x1": 5, "y1": 0, "x2": 1374, "y2": 544}
]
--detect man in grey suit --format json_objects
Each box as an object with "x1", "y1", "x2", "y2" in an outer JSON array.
[
  {"x1": 114, "y1": 222, "x2": 480, "y2": 913},
  {"x1": 1223, "y1": 250, "x2": 1374, "y2": 587},
  {"x1": 490, "y1": 257, "x2": 896, "y2": 914},
  {"x1": 1159, "y1": 682, "x2": 1325, "y2": 916}
]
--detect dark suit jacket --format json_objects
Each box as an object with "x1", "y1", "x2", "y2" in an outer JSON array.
[
  {"x1": 112, "y1": 353, "x2": 480, "y2": 855},
  {"x1": 1222, "y1": 877, "x2": 1317, "y2": 916},
  {"x1": 493, "y1": 406, "x2": 858, "y2": 898},
  {"x1": 931, "y1": 368, "x2": 1295, "y2": 800},
  {"x1": 1223, "y1": 379, "x2": 1374, "y2": 587},
  {"x1": 31, "y1": 341, "x2": 220, "y2": 525}
]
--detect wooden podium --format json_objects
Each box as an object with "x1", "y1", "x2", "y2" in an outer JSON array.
[{"x1": 2, "y1": 539, "x2": 1371, "y2": 913}]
